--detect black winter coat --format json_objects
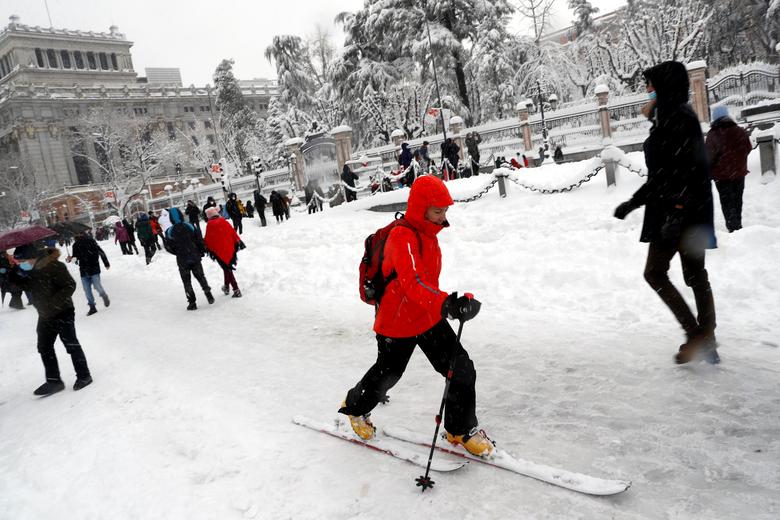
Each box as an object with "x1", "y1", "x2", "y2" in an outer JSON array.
[
  {"x1": 253, "y1": 191, "x2": 267, "y2": 211},
  {"x1": 167, "y1": 223, "x2": 205, "y2": 266},
  {"x1": 631, "y1": 61, "x2": 716, "y2": 249},
  {"x1": 71, "y1": 236, "x2": 110, "y2": 277},
  {"x1": 11, "y1": 249, "x2": 75, "y2": 319},
  {"x1": 226, "y1": 198, "x2": 242, "y2": 220},
  {"x1": 185, "y1": 204, "x2": 201, "y2": 224},
  {"x1": 269, "y1": 191, "x2": 285, "y2": 216},
  {"x1": 341, "y1": 165, "x2": 358, "y2": 187}
]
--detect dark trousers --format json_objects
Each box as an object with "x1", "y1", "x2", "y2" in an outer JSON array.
[
  {"x1": 343, "y1": 320, "x2": 478, "y2": 435},
  {"x1": 345, "y1": 189, "x2": 357, "y2": 203},
  {"x1": 141, "y1": 240, "x2": 156, "y2": 264},
  {"x1": 222, "y1": 267, "x2": 238, "y2": 291},
  {"x1": 231, "y1": 217, "x2": 243, "y2": 234},
  {"x1": 644, "y1": 243, "x2": 716, "y2": 337},
  {"x1": 715, "y1": 178, "x2": 745, "y2": 232},
  {"x1": 178, "y1": 261, "x2": 211, "y2": 303},
  {"x1": 127, "y1": 241, "x2": 139, "y2": 254},
  {"x1": 258, "y1": 210, "x2": 267, "y2": 227},
  {"x1": 36, "y1": 309, "x2": 90, "y2": 381},
  {"x1": 119, "y1": 241, "x2": 129, "y2": 255},
  {"x1": 471, "y1": 155, "x2": 480, "y2": 176}
]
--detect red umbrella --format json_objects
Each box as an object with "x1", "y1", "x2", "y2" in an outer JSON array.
[{"x1": 0, "y1": 225, "x2": 57, "y2": 252}]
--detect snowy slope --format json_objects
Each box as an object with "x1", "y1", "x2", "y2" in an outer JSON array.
[{"x1": 1, "y1": 153, "x2": 779, "y2": 520}]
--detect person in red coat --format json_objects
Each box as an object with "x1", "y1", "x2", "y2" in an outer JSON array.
[
  {"x1": 706, "y1": 105, "x2": 752, "y2": 232},
  {"x1": 338, "y1": 175, "x2": 493, "y2": 457},
  {"x1": 203, "y1": 207, "x2": 244, "y2": 298}
]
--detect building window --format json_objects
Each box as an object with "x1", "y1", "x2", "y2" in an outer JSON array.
[
  {"x1": 206, "y1": 135, "x2": 215, "y2": 145},
  {"x1": 74, "y1": 51, "x2": 84, "y2": 69},
  {"x1": 191, "y1": 136, "x2": 199, "y2": 146},
  {"x1": 99, "y1": 52, "x2": 109, "y2": 70},
  {"x1": 166, "y1": 122, "x2": 176, "y2": 140},
  {"x1": 0, "y1": 56, "x2": 8, "y2": 78},
  {"x1": 70, "y1": 127, "x2": 93, "y2": 184},
  {"x1": 204, "y1": 120, "x2": 212, "y2": 129},
  {"x1": 187, "y1": 121, "x2": 196, "y2": 130},
  {"x1": 60, "y1": 50, "x2": 71, "y2": 69},
  {"x1": 133, "y1": 107, "x2": 148, "y2": 116},
  {"x1": 35, "y1": 48, "x2": 45, "y2": 67},
  {"x1": 110, "y1": 53, "x2": 118, "y2": 70},
  {"x1": 183, "y1": 106, "x2": 195, "y2": 113},
  {"x1": 199, "y1": 106, "x2": 210, "y2": 112},
  {"x1": 46, "y1": 49, "x2": 58, "y2": 68},
  {"x1": 86, "y1": 52, "x2": 97, "y2": 70}
]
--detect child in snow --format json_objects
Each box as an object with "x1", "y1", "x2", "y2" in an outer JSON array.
[
  {"x1": 203, "y1": 207, "x2": 245, "y2": 298},
  {"x1": 338, "y1": 175, "x2": 493, "y2": 457}
]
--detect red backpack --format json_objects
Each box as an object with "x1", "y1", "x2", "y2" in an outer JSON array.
[{"x1": 359, "y1": 213, "x2": 421, "y2": 306}]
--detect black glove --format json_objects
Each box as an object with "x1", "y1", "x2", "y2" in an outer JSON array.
[
  {"x1": 441, "y1": 292, "x2": 482, "y2": 322},
  {"x1": 238, "y1": 240, "x2": 246, "y2": 250},
  {"x1": 613, "y1": 200, "x2": 638, "y2": 220},
  {"x1": 661, "y1": 208, "x2": 685, "y2": 242}
]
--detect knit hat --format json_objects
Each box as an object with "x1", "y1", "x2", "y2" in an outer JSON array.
[
  {"x1": 711, "y1": 105, "x2": 730, "y2": 122},
  {"x1": 205, "y1": 207, "x2": 221, "y2": 219}
]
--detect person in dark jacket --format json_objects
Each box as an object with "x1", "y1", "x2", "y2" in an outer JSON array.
[
  {"x1": 114, "y1": 221, "x2": 131, "y2": 255},
  {"x1": 202, "y1": 196, "x2": 218, "y2": 220},
  {"x1": 185, "y1": 200, "x2": 202, "y2": 233},
  {"x1": 225, "y1": 192, "x2": 243, "y2": 234},
  {"x1": 253, "y1": 190, "x2": 267, "y2": 227},
  {"x1": 553, "y1": 145, "x2": 564, "y2": 163},
  {"x1": 418, "y1": 141, "x2": 431, "y2": 171},
  {"x1": 1, "y1": 251, "x2": 26, "y2": 309},
  {"x1": 465, "y1": 132, "x2": 482, "y2": 175},
  {"x1": 341, "y1": 164, "x2": 359, "y2": 202},
  {"x1": 10, "y1": 244, "x2": 92, "y2": 396},
  {"x1": 269, "y1": 190, "x2": 285, "y2": 223},
  {"x1": 245, "y1": 200, "x2": 255, "y2": 218},
  {"x1": 165, "y1": 208, "x2": 214, "y2": 310},
  {"x1": 614, "y1": 60, "x2": 719, "y2": 365},
  {"x1": 67, "y1": 232, "x2": 110, "y2": 316},
  {"x1": 305, "y1": 179, "x2": 319, "y2": 214},
  {"x1": 135, "y1": 213, "x2": 156, "y2": 265},
  {"x1": 398, "y1": 142, "x2": 413, "y2": 170},
  {"x1": 706, "y1": 105, "x2": 752, "y2": 233},
  {"x1": 441, "y1": 138, "x2": 460, "y2": 180},
  {"x1": 123, "y1": 218, "x2": 140, "y2": 254}
]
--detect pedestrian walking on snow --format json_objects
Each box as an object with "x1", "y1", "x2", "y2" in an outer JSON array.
[
  {"x1": 465, "y1": 131, "x2": 482, "y2": 175},
  {"x1": 253, "y1": 190, "x2": 268, "y2": 227},
  {"x1": 67, "y1": 232, "x2": 110, "y2": 316},
  {"x1": 135, "y1": 214, "x2": 157, "y2": 265},
  {"x1": 185, "y1": 200, "x2": 202, "y2": 233},
  {"x1": 339, "y1": 175, "x2": 494, "y2": 458},
  {"x1": 269, "y1": 190, "x2": 285, "y2": 223},
  {"x1": 226, "y1": 192, "x2": 244, "y2": 234},
  {"x1": 614, "y1": 60, "x2": 719, "y2": 365},
  {"x1": 204, "y1": 207, "x2": 245, "y2": 298},
  {"x1": 165, "y1": 208, "x2": 214, "y2": 310},
  {"x1": 706, "y1": 105, "x2": 752, "y2": 233},
  {"x1": 342, "y1": 164, "x2": 359, "y2": 203},
  {"x1": 123, "y1": 218, "x2": 140, "y2": 255},
  {"x1": 245, "y1": 200, "x2": 255, "y2": 218},
  {"x1": 202, "y1": 196, "x2": 217, "y2": 220},
  {"x1": 9, "y1": 244, "x2": 93, "y2": 396}
]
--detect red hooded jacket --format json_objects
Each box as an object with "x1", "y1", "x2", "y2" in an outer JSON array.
[
  {"x1": 374, "y1": 176, "x2": 453, "y2": 338},
  {"x1": 204, "y1": 216, "x2": 241, "y2": 269}
]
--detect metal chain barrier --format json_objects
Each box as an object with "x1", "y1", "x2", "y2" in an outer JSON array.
[
  {"x1": 452, "y1": 178, "x2": 500, "y2": 203},
  {"x1": 507, "y1": 165, "x2": 605, "y2": 194},
  {"x1": 616, "y1": 159, "x2": 647, "y2": 177}
]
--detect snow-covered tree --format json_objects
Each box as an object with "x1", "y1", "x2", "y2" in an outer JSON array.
[
  {"x1": 213, "y1": 59, "x2": 260, "y2": 171},
  {"x1": 568, "y1": 0, "x2": 599, "y2": 36},
  {"x1": 0, "y1": 155, "x2": 40, "y2": 229},
  {"x1": 265, "y1": 35, "x2": 317, "y2": 111}
]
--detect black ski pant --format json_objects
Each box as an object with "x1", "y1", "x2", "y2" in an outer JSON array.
[
  {"x1": 119, "y1": 241, "x2": 129, "y2": 255},
  {"x1": 715, "y1": 178, "x2": 745, "y2": 232},
  {"x1": 231, "y1": 217, "x2": 243, "y2": 234},
  {"x1": 36, "y1": 309, "x2": 90, "y2": 381},
  {"x1": 471, "y1": 155, "x2": 480, "y2": 176},
  {"x1": 644, "y1": 242, "x2": 716, "y2": 338},
  {"x1": 342, "y1": 319, "x2": 478, "y2": 436},
  {"x1": 178, "y1": 261, "x2": 211, "y2": 303},
  {"x1": 141, "y1": 240, "x2": 156, "y2": 264},
  {"x1": 258, "y1": 210, "x2": 267, "y2": 227},
  {"x1": 127, "y1": 241, "x2": 139, "y2": 255}
]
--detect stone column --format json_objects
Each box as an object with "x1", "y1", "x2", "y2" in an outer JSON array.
[
  {"x1": 449, "y1": 116, "x2": 465, "y2": 160},
  {"x1": 687, "y1": 60, "x2": 710, "y2": 123},
  {"x1": 284, "y1": 137, "x2": 305, "y2": 191},
  {"x1": 517, "y1": 102, "x2": 532, "y2": 152},
  {"x1": 331, "y1": 125, "x2": 353, "y2": 173},
  {"x1": 756, "y1": 135, "x2": 777, "y2": 182},
  {"x1": 594, "y1": 84, "x2": 612, "y2": 142}
]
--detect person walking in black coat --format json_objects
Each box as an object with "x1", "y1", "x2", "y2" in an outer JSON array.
[
  {"x1": 185, "y1": 200, "x2": 202, "y2": 233},
  {"x1": 269, "y1": 190, "x2": 286, "y2": 223},
  {"x1": 341, "y1": 164, "x2": 359, "y2": 202},
  {"x1": 245, "y1": 200, "x2": 255, "y2": 218},
  {"x1": 614, "y1": 60, "x2": 718, "y2": 365},
  {"x1": 465, "y1": 132, "x2": 482, "y2": 175},
  {"x1": 441, "y1": 138, "x2": 460, "y2": 180},
  {"x1": 253, "y1": 190, "x2": 268, "y2": 227},
  {"x1": 67, "y1": 232, "x2": 110, "y2": 316},
  {"x1": 202, "y1": 196, "x2": 218, "y2": 220},
  {"x1": 164, "y1": 208, "x2": 214, "y2": 310},
  {"x1": 10, "y1": 244, "x2": 93, "y2": 395},
  {"x1": 225, "y1": 192, "x2": 243, "y2": 234},
  {"x1": 706, "y1": 105, "x2": 753, "y2": 233},
  {"x1": 123, "y1": 218, "x2": 140, "y2": 254}
]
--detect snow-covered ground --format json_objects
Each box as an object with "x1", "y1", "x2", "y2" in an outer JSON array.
[{"x1": 2, "y1": 152, "x2": 779, "y2": 519}]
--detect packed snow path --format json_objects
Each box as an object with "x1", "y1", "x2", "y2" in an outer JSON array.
[{"x1": 2, "y1": 153, "x2": 779, "y2": 519}]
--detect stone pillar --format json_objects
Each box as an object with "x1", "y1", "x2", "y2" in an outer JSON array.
[
  {"x1": 390, "y1": 129, "x2": 404, "y2": 148},
  {"x1": 449, "y1": 116, "x2": 465, "y2": 160},
  {"x1": 687, "y1": 60, "x2": 710, "y2": 123},
  {"x1": 594, "y1": 84, "x2": 612, "y2": 142},
  {"x1": 756, "y1": 135, "x2": 777, "y2": 182},
  {"x1": 331, "y1": 125, "x2": 353, "y2": 173},
  {"x1": 517, "y1": 101, "x2": 532, "y2": 152},
  {"x1": 284, "y1": 137, "x2": 305, "y2": 191}
]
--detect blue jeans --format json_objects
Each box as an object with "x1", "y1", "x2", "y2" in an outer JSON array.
[{"x1": 81, "y1": 274, "x2": 107, "y2": 306}]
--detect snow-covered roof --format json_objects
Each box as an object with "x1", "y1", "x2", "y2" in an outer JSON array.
[
  {"x1": 284, "y1": 137, "x2": 305, "y2": 146},
  {"x1": 594, "y1": 84, "x2": 609, "y2": 95},
  {"x1": 686, "y1": 60, "x2": 707, "y2": 71},
  {"x1": 390, "y1": 129, "x2": 405, "y2": 138},
  {"x1": 449, "y1": 116, "x2": 464, "y2": 125},
  {"x1": 330, "y1": 125, "x2": 352, "y2": 135}
]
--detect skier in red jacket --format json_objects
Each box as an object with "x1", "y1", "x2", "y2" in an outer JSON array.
[{"x1": 339, "y1": 175, "x2": 493, "y2": 457}]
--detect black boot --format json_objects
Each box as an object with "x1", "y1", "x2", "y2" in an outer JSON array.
[
  {"x1": 87, "y1": 304, "x2": 98, "y2": 316},
  {"x1": 232, "y1": 289, "x2": 242, "y2": 298},
  {"x1": 34, "y1": 379, "x2": 65, "y2": 396},
  {"x1": 205, "y1": 292, "x2": 215, "y2": 305},
  {"x1": 186, "y1": 301, "x2": 197, "y2": 311},
  {"x1": 101, "y1": 293, "x2": 110, "y2": 308},
  {"x1": 73, "y1": 375, "x2": 93, "y2": 391}
]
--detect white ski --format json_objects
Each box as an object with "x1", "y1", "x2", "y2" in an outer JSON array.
[
  {"x1": 292, "y1": 416, "x2": 467, "y2": 472},
  {"x1": 383, "y1": 426, "x2": 631, "y2": 496}
]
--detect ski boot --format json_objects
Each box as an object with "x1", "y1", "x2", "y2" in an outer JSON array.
[
  {"x1": 73, "y1": 376, "x2": 93, "y2": 391},
  {"x1": 186, "y1": 301, "x2": 197, "y2": 311},
  {"x1": 445, "y1": 427, "x2": 495, "y2": 457},
  {"x1": 34, "y1": 379, "x2": 65, "y2": 396},
  {"x1": 87, "y1": 304, "x2": 98, "y2": 316},
  {"x1": 340, "y1": 401, "x2": 375, "y2": 440}
]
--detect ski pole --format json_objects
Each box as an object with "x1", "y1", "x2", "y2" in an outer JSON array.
[{"x1": 415, "y1": 318, "x2": 464, "y2": 492}]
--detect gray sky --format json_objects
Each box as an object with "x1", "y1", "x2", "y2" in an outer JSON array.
[{"x1": 1, "y1": 0, "x2": 626, "y2": 86}]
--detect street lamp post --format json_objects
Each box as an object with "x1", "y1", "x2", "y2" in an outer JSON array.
[
  {"x1": 164, "y1": 184, "x2": 173, "y2": 208},
  {"x1": 536, "y1": 80, "x2": 551, "y2": 162},
  {"x1": 422, "y1": 0, "x2": 448, "y2": 142}
]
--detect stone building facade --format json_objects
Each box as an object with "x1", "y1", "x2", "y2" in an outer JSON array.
[{"x1": 0, "y1": 15, "x2": 277, "y2": 222}]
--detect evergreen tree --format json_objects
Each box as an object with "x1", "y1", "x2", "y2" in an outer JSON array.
[{"x1": 568, "y1": 0, "x2": 599, "y2": 35}]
